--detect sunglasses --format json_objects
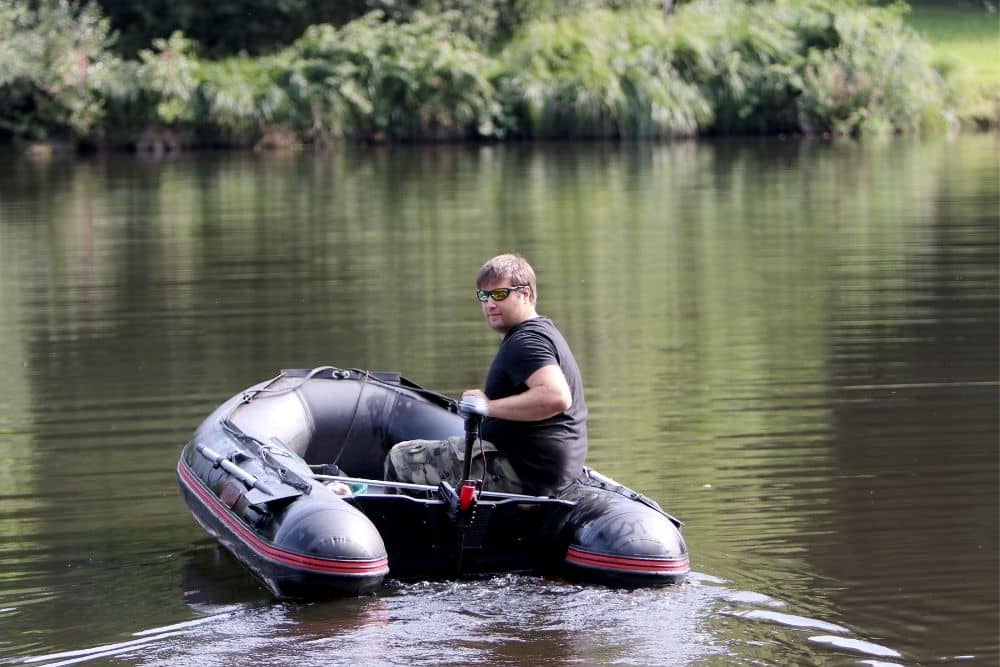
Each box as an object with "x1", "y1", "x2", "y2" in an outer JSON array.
[{"x1": 476, "y1": 285, "x2": 528, "y2": 302}]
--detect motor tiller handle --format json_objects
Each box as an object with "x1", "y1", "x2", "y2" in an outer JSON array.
[{"x1": 457, "y1": 395, "x2": 488, "y2": 509}]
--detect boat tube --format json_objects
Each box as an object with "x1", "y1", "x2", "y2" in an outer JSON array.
[{"x1": 176, "y1": 367, "x2": 690, "y2": 598}]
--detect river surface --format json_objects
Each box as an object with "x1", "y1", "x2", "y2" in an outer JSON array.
[{"x1": 0, "y1": 135, "x2": 996, "y2": 666}]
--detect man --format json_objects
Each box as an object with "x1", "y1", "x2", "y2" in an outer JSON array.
[{"x1": 385, "y1": 253, "x2": 588, "y2": 497}]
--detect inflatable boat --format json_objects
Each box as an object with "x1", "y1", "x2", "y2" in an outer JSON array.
[{"x1": 176, "y1": 367, "x2": 690, "y2": 599}]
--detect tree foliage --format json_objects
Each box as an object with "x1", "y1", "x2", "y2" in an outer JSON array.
[
  {"x1": 95, "y1": 0, "x2": 366, "y2": 58},
  {"x1": 0, "y1": 0, "x2": 120, "y2": 142},
  {"x1": 93, "y1": 0, "x2": 668, "y2": 58}
]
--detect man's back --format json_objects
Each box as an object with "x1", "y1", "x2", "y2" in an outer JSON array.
[{"x1": 481, "y1": 316, "x2": 588, "y2": 496}]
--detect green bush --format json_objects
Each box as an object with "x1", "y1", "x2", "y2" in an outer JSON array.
[
  {"x1": 284, "y1": 11, "x2": 504, "y2": 141},
  {"x1": 667, "y1": 0, "x2": 807, "y2": 133},
  {"x1": 134, "y1": 32, "x2": 204, "y2": 127},
  {"x1": 0, "y1": 0, "x2": 121, "y2": 143},
  {"x1": 668, "y1": 0, "x2": 951, "y2": 135},
  {"x1": 493, "y1": 0, "x2": 950, "y2": 139},
  {"x1": 364, "y1": 0, "x2": 662, "y2": 52},
  {"x1": 795, "y1": 3, "x2": 952, "y2": 134},
  {"x1": 497, "y1": 9, "x2": 712, "y2": 139},
  {"x1": 0, "y1": 0, "x2": 961, "y2": 147},
  {"x1": 109, "y1": 32, "x2": 293, "y2": 146}
]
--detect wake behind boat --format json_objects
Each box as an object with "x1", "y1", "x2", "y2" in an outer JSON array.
[{"x1": 176, "y1": 367, "x2": 690, "y2": 599}]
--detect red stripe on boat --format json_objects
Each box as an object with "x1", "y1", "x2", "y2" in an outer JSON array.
[
  {"x1": 177, "y1": 460, "x2": 389, "y2": 576},
  {"x1": 565, "y1": 546, "x2": 690, "y2": 574}
]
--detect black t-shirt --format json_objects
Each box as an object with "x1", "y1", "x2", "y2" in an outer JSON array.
[{"x1": 480, "y1": 317, "x2": 588, "y2": 496}]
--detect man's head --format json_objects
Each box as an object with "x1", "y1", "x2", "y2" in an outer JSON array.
[
  {"x1": 476, "y1": 253, "x2": 537, "y2": 304},
  {"x1": 476, "y1": 253, "x2": 538, "y2": 334}
]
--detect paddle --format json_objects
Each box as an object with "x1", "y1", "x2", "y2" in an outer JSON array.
[{"x1": 195, "y1": 442, "x2": 276, "y2": 495}]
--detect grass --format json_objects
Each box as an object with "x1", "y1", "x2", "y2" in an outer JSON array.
[{"x1": 903, "y1": 0, "x2": 999, "y2": 124}]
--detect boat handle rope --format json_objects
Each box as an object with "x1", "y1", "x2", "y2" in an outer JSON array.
[
  {"x1": 239, "y1": 365, "x2": 338, "y2": 403},
  {"x1": 231, "y1": 366, "x2": 457, "y2": 469},
  {"x1": 326, "y1": 369, "x2": 371, "y2": 468},
  {"x1": 239, "y1": 366, "x2": 459, "y2": 412}
]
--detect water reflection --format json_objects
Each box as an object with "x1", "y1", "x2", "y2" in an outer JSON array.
[{"x1": 0, "y1": 134, "x2": 996, "y2": 665}]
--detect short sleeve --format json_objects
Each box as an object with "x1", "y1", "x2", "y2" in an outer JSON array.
[{"x1": 504, "y1": 329, "x2": 558, "y2": 387}]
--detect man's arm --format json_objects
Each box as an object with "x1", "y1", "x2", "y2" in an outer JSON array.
[{"x1": 464, "y1": 364, "x2": 571, "y2": 422}]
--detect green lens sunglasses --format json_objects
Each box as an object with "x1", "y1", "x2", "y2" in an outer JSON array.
[{"x1": 476, "y1": 285, "x2": 528, "y2": 302}]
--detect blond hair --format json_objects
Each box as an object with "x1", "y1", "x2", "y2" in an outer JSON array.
[{"x1": 476, "y1": 253, "x2": 537, "y2": 305}]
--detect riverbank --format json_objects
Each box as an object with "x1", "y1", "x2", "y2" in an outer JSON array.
[
  {"x1": 904, "y1": 0, "x2": 1000, "y2": 130},
  {"x1": 3, "y1": 0, "x2": 996, "y2": 154}
]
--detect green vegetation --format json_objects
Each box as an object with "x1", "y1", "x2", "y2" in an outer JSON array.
[
  {"x1": 902, "y1": 0, "x2": 999, "y2": 129},
  {"x1": 497, "y1": 10, "x2": 712, "y2": 138},
  {"x1": 0, "y1": 0, "x2": 121, "y2": 143},
  {"x1": 0, "y1": 0, "x2": 992, "y2": 150},
  {"x1": 287, "y1": 13, "x2": 503, "y2": 141}
]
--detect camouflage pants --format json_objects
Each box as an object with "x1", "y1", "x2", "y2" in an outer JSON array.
[{"x1": 384, "y1": 436, "x2": 525, "y2": 494}]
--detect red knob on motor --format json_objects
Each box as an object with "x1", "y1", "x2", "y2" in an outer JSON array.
[{"x1": 458, "y1": 482, "x2": 477, "y2": 511}]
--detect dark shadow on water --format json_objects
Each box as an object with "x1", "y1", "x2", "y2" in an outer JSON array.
[{"x1": 179, "y1": 540, "x2": 274, "y2": 610}]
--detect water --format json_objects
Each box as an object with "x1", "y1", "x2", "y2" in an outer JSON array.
[{"x1": 0, "y1": 134, "x2": 996, "y2": 666}]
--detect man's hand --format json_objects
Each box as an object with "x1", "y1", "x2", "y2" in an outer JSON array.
[{"x1": 458, "y1": 391, "x2": 489, "y2": 416}]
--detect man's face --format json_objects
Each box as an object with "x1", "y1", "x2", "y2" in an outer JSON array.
[{"x1": 478, "y1": 277, "x2": 533, "y2": 335}]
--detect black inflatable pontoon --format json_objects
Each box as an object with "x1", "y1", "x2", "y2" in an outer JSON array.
[{"x1": 177, "y1": 367, "x2": 690, "y2": 599}]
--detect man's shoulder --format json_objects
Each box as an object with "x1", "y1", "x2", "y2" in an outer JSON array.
[
  {"x1": 507, "y1": 317, "x2": 561, "y2": 345},
  {"x1": 515, "y1": 316, "x2": 559, "y2": 335}
]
